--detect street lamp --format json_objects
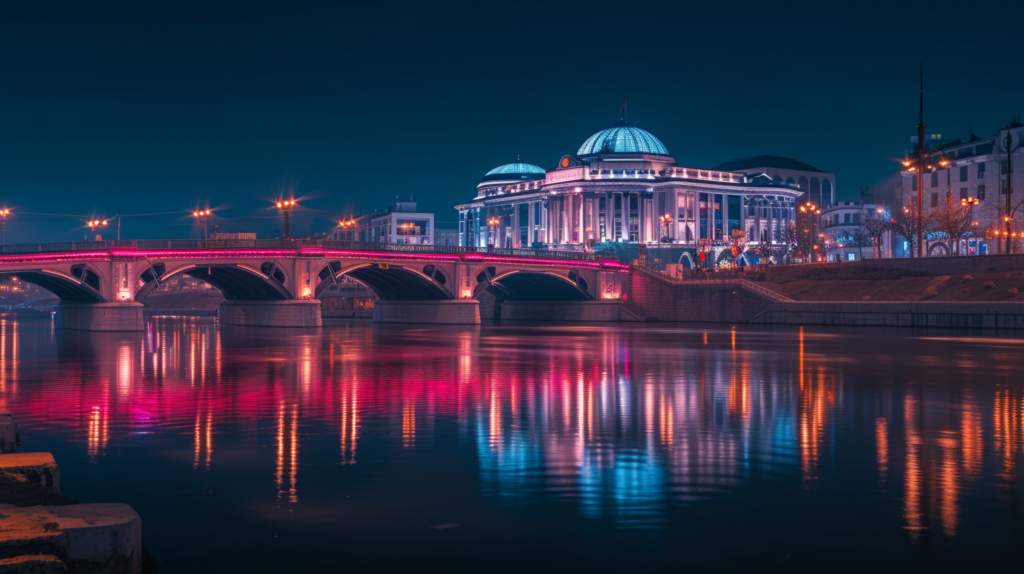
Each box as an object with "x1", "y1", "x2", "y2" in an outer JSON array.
[
  {"x1": 338, "y1": 218, "x2": 356, "y2": 240},
  {"x1": 487, "y1": 216, "x2": 500, "y2": 249},
  {"x1": 658, "y1": 213, "x2": 672, "y2": 244},
  {"x1": 87, "y1": 219, "x2": 109, "y2": 239},
  {"x1": 0, "y1": 209, "x2": 9, "y2": 246},
  {"x1": 276, "y1": 199, "x2": 297, "y2": 239},
  {"x1": 192, "y1": 209, "x2": 212, "y2": 239}
]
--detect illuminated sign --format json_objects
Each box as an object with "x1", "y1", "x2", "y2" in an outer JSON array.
[{"x1": 546, "y1": 167, "x2": 584, "y2": 184}]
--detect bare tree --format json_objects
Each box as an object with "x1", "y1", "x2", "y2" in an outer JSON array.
[
  {"x1": 888, "y1": 207, "x2": 936, "y2": 258},
  {"x1": 777, "y1": 222, "x2": 798, "y2": 263},
  {"x1": 851, "y1": 227, "x2": 871, "y2": 260},
  {"x1": 931, "y1": 195, "x2": 974, "y2": 256},
  {"x1": 861, "y1": 212, "x2": 889, "y2": 259}
]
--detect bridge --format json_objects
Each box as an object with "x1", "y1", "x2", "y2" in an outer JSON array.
[{"x1": 0, "y1": 240, "x2": 630, "y2": 330}]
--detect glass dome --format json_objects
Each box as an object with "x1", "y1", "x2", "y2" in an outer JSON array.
[
  {"x1": 577, "y1": 122, "x2": 669, "y2": 156},
  {"x1": 485, "y1": 163, "x2": 546, "y2": 176}
]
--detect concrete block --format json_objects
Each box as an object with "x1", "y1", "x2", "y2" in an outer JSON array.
[
  {"x1": 0, "y1": 454, "x2": 60, "y2": 492},
  {"x1": 0, "y1": 411, "x2": 16, "y2": 454},
  {"x1": 0, "y1": 554, "x2": 68, "y2": 573},
  {"x1": 0, "y1": 504, "x2": 141, "y2": 574},
  {"x1": 56, "y1": 304, "x2": 144, "y2": 332},
  {"x1": 219, "y1": 300, "x2": 322, "y2": 327}
]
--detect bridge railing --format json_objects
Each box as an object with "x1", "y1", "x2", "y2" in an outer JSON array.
[{"x1": 0, "y1": 239, "x2": 610, "y2": 263}]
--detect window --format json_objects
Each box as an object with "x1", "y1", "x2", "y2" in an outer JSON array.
[
  {"x1": 912, "y1": 177, "x2": 917, "y2": 191},
  {"x1": 931, "y1": 192, "x2": 938, "y2": 207},
  {"x1": 844, "y1": 213, "x2": 851, "y2": 224},
  {"x1": 853, "y1": 213, "x2": 861, "y2": 224},
  {"x1": 1002, "y1": 161, "x2": 1008, "y2": 175},
  {"x1": 931, "y1": 172, "x2": 938, "y2": 187},
  {"x1": 978, "y1": 184, "x2": 986, "y2": 199},
  {"x1": 960, "y1": 166, "x2": 968, "y2": 182},
  {"x1": 978, "y1": 162, "x2": 986, "y2": 178}
]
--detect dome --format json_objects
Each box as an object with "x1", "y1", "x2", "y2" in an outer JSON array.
[
  {"x1": 485, "y1": 162, "x2": 546, "y2": 176},
  {"x1": 577, "y1": 121, "x2": 669, "y2": 156}
]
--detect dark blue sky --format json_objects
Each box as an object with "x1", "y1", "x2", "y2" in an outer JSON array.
[{"x1": 1, "y1": 1, "x2": 1022, "y2": 242}]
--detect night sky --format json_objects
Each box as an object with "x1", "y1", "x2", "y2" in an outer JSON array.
[{"x1": 2, "y1": 1, "x2": 1022, "y2": 242}]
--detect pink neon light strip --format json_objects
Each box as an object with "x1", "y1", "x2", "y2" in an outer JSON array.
[
  {"x1": 110, "y1": 248, "x2": 297, "y2": 259},
  {"x1": 0, "y1": 251, "x2": 110, "y2": 264},
  {"x1": 320, "y1": 249, "x2": 461, "y2": 262}
]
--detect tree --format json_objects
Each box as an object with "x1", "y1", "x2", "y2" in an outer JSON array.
[
  {"x1": 851, "y1": 227, "x2": 871, "y2": 261},
  {"x1": 777, "y1": 222, "x2": 798, "y2": 263},
  {"x1": 931, "y1": 195, "x2": 974, "y2": 256},
  {"x1": 888, "y1": 206, "x2": 936, "y2": 258},
  {"x1": 861, "y1": 212, "x2": 889, "y2": 259}
]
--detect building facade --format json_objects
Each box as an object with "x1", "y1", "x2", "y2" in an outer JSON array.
[
  {"x1": 331, "y1": 201, "x2": 435, "y2": 245},
  {"x1": 712, "y1": 155, "x2": 837, "y2": 208},
  {"x1": 898, "y1": 119, "x2": 1024, "y2": 255},
  {"x1": 457, "y1": 121, "x2": 803, "y2": 262},
  {"x1": 819, "y1": 201, "x2": 891, "y2": 261}
]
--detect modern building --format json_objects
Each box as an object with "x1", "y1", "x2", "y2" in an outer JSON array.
[
  {"x1": 331, "y1": 200, "x2": 435, "y2": 245},
  {"x1": 712, "y1": 155, "x2": 837, "y2": 208},
  {"x1": 819, "y1": 201, "x2": 890, "y2": 261},
  {"x1": 456, "y1": 118, "x2": 804, "y2": 265},
  {"x1": 899, "y1": 118, "x2": 1023, "y2": 255}
]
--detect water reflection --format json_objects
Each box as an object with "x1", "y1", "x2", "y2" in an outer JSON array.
[{"x1": 0, "y1": 316, "x2": 1021, "y2": 550}]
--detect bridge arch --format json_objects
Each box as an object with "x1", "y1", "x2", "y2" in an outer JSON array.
[
  {"x1": 315, "y1": 261, "x2": 451, "y2": 300},
  {"x1": 134, "y1": 262, "x2": 293, "y2": 301},
  {"x1": 474, "y1": 269, "x2": 591, "y2": 302},
  {"x1": 0, "y1": 268, "x2": 105, "y2": 304}
]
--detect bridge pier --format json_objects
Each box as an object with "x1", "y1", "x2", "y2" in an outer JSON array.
[
  {"x1": 56, "y1": 302, "x2": 145, "y2": 332},
  {"x1": 373, "y1": 300, "x2": 481, "y2": 325},
  {"x1": 218, "y1": 300, "x2": 322, "y2": 328}
]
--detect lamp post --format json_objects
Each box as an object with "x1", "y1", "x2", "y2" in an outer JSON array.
[
  {"x1": 901, "y1": 64, "x2": 951, "y2": 258},
  {"x1": 961, "y1": 197, "x2": 979, "y2": 255},
  {"x1": 658, "y1": 213, "x2": 672, "y2": 244},
  {"x1": 87, "y1": 219, "x2": 109, "y2": 240},
  {"x1": 338, "y1": 218, "x2": 356, "y2": 241},
  {"x1": 192, "y1": 209, "x2": 211, "y2": 239},
  {"x1": 276, "y1": 200, "x2": 296, "y2": 239},
  {"x1": 1004, "y1": 129, "x2": 1015, "y2": 253},
  {"x1": 487, "y1": 216, "x2": 500, "y2": 249},
  {"x1": 0, "y1": 209, "x2": 9, "y2": 245}
]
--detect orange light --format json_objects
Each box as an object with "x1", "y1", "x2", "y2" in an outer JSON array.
[
  {"x1": 902, "y1": 160, "x2": 912, "y2": 167},
  {"x1": 908, "y1": 166, "x2": 917, "y2": 172}
]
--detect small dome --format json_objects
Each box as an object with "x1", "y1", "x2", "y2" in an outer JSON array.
[
  {"x1": 578, "y1": 121, "x2": 669, "y2": 156},
  {"x1": 485, "y1": 163, "x2": 546, "y2": 176}
]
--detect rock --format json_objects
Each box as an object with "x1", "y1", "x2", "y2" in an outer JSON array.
[
  {"x1": 1010, "y1": 287, "x2": 1020, "y2": 295},
  {"x1": 983, "y1": 280, "x2": 996, "y2": 289},
  {"x1": 0, "y1": 454, "x2": 60, "y2": 492},
  {"x1": 0, "y1": 554, "x2": 67, "y2": 573},
  {"x1": 962, "y1": 275, "x2": 973, "y2": 282},
  {"x1": 862, "y1": 296, "x2": 871, "y2": 300},
  {"x1": 0, "y1": 504, "x2": 141, "y2": 574},
  {"x1": 923, "y1": 287, "x2": 938, "y2": 298},
  {"x1": 0, "y1": 410, "x2": 17, "y2": 454}
]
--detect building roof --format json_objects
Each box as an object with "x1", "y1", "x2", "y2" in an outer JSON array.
[
  {"x1": 578, "y1": 121, "x2": 669, "y2": 156},
  {"x1": 712, "y1": 155, "x2": 824, "y2": 173},
  {"x1": 485, "y1": 162, "x2": 546, "y2": 176}
]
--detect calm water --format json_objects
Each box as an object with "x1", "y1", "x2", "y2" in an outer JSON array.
[{"x1": 1, "y1": 315, "x2": 1023, "y2": 572}]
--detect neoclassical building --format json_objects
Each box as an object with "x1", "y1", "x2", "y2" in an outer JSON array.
[{"x1": 457, "y1": 120, "x2": 803, "y2": 256}]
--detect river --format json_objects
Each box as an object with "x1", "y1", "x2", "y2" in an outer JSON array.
[{"x1": 1, "y1": 315, "x2": 1022, "y2": 572}]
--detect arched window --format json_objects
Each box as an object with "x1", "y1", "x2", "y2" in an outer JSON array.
[
  {"x1": 810, "y1": 177, "x2": 821, "y2": 206},
  {"x1": 821, "y1": 179, "x2": 833, "y2": 207},
  {"x1": 786, "y1": 177, "x2": 795, "y2": 186},
  {"x1": 773, "y1": 175, "x2": 783, "y2": 183},
  {"x1": 798, "y1": 176, "x2": 809, "y2": 201}
]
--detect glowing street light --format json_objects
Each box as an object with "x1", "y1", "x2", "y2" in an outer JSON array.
[
  {"x1": 0, "y1": 208, "x2": 9, "y2": 246},
  {"x1": 276, "y1": 199, "x2": 297, "y2": 239},
  {"x1": 658, "y1": 213, "x2": 673, "y2": 244},
  {"x1": 487, "y1": 216, "x2": 501, "y2": 248},
  {"x1": 192, "y1": 208, "x2": 212, "y2": 239}
]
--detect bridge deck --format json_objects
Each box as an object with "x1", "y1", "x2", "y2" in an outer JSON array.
[{"x1": 0, "y1": 240, "x2": 629, "y2": 269}]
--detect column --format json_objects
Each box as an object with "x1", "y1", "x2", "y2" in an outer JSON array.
[{"x1": 620, "y1": 193, "x2": 630, "y2": 241}]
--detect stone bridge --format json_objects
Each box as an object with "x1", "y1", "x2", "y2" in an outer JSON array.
[{"x1": 0, "y1": 240, "x2": 629, "y2": 330}]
